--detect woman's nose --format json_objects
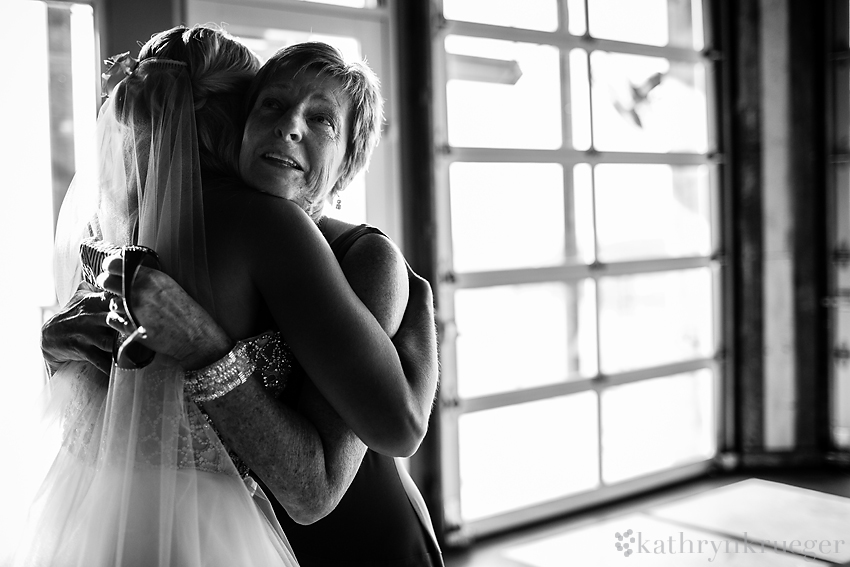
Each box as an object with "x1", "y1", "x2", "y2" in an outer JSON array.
[{"x1": 274, "y1": 110, "x2": 305, "y2": 142}]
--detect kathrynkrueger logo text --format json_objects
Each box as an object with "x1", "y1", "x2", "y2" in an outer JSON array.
[{"x1": 614, "y1": 530, "x2": 846, "y2": 562}]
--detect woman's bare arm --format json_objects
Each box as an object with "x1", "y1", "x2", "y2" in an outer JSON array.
[
  {"x1": 103, "y1": 196, "x2": 438, "y2": 456},
  {"x1": 140, "y1": 220, "x2": 418, "y2": 520},
  {"x1": 242, "y1": 201, "x2": 436, "y2": 456}
]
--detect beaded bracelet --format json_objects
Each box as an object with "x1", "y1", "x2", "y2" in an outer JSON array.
[{"x1": 184, "y1": 339, "x2": 257, "y2": 403}]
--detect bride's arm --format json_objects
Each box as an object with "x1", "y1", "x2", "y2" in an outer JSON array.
[{"x1": 204, "y1": 373, "x2": 367, "y2": 524}]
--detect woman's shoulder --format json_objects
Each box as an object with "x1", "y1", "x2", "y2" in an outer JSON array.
[
  {"x1": 203, "y1": 179, "x2": 323, "y2": 285},
  {"x1": 326, "y1": 219, "x2": 409, "y2": 335},
  {"x1": 205, "y1": 181, "x2": 313, "y2": 237},
  {"x1": 325, "y1": 220, "x2": 403, "y2": 270}
]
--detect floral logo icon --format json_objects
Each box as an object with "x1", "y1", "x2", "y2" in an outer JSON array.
[{"x1": 614, "y1": 529, "x2": 635, "y2": 557}]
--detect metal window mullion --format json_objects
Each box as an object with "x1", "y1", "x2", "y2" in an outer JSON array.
[
  {"x1": 445, "y1": 147, "x2": 719, "y2": 165},
  {"x1": 232, "y1": 0, "x2": 389, "y2": 22},
  {"x1": 709, "y1": 159, "x2": 726, "y2": 453},
  {"x1": 560, "y1": 40, "x2": 584, "y2": 382},
  {"x1": 458, "y1": 358, "x2": 716, "y2": 414},
  {"x1": 441, "y1": 19, "x2": 708, "y2": 63},
  {"x1": 557, "y1": 0, "x2": 569, "y2": 34},
  {"x1": 429, "y1": 4, "x2": 466, "y2": 536},
  {"x1": 830, "y1": 0, "x2": 850, "y2": 449},
  {"x1": 452, "y1": 256, "x2": 713, "y2": 289},
  {"x1": 704, "y1": 54, "x2": 721, "y2": 157},
  {"x1": 560, "y1": 38, "x2": 574, "y2": 156},
  {"x1": 583, "y1": 0, "x2": 590, "y2": 35}
]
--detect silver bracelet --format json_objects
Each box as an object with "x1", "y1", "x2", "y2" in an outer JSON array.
[{"x1": 184, "y1": 340, "x2": 257, "y2": 403}]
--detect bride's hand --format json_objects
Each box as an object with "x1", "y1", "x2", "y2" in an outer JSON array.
[
  {"x1": 41, "y1": 281, "x2": 114, "y2": 376},
  {"x1": 97, "y1": 256, "x2": 234, "y2": 370}
]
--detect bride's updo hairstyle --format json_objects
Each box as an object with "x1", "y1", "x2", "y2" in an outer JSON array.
[
  {"x1": 121, "y1": 24, "x2": 260, "y2": 177},
  {"x1": 98, "y1": 24, "x2": 259, "y2": 309}
]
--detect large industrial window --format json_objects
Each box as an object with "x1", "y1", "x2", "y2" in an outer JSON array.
[{"x1": 432, "y1": 0, "x2": 722, "y2": 541}]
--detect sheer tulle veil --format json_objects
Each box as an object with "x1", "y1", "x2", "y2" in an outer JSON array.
[{"x1": 11, "y1": 57, "x2": 299, "y2": 566}]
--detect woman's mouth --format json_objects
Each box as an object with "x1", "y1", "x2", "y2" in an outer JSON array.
[{"x1": 262, "y1": 153, "x2": 303, "y2": 170}]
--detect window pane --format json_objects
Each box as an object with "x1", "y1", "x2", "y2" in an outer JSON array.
[
  {"x1": 450, "y1": 162, "x2": 566, "y2": 272},
  {"x1": 445, "y1": 35, "x2": 561, "y2": 149},
  {"x1": 459, "y1": 393, "x2": 599, "y2": 520},
  {"x1": 567, "y1": 0, "x2": 587, "y2": 36},
  {"x1": 595, "y1": 164, "x2": 711, "y2": 262},
  {"x1": 589, "y1": 0, "x2": 668, "y2": 45},
  {"x1": 237, "y1": 30, "x2": 362, "y2": 65},
  {"x1": 443, "y1": 0, "x2": 559, "y2": 32},
  {"x1": 455, "y1": 282, "x2": 597, "y2": 399},
  {"x1": 588, "y1": 0, "x2": 704, "y2": 49},
  {"x1": 599, "y1": 268, "x2": 713, "y2": 374},
  {"x1": 602, "y1": 369, "x2": 716, "y2": 483},
  {"x1": 569, "y1": 49, "x2": 592, "y2": 151},
  {"x1": 591, "y1": 51, "x2": 708, "y2": 153},
  {"x1": 70, "y1": 5, "x2": 96, "y2": 173}
]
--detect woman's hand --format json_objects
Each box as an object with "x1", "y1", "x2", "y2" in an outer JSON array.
[
  {"x1": 41, "y1": 282, "x2": 114, "y2": 376},
  {"x1": 98, "y1": 256, "x2": 233, "y2": 370}
]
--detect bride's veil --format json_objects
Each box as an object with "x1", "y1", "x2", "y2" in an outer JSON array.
[
  {"x1": 15, "y1": 49, "x2": 297, "y2": 567},
  {"x1": 54, "y1": 58, "x2": 214, "y2": 313}
]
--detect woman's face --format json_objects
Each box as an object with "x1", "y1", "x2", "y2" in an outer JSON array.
[{"x1": 239, "y1": 67, "x2": 351, "y2": 211}]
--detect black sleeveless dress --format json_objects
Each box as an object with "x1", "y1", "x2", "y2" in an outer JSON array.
[{"x1": 251, "y1": 225, "x2": 443, "y2": 567}]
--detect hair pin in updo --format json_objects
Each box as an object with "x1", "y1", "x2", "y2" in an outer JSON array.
[
  {"x1": 101, "y1": 52, "x2": 139, "y2": 98},
  {"x1": 137, "y1": 58, "x2": 189, "y2": 68}
]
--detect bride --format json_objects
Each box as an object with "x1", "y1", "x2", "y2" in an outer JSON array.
[{"x1": 13, "y1": 25, "x2": 433, "y2": 566}]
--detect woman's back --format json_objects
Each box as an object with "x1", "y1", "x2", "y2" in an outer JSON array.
[{"x1": 201, "y1": 176, "x2": 278, "y2": 340}]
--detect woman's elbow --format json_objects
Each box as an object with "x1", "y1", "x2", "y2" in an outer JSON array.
[
  {"x1": 368, "y1": 409, "x2": 429, "y2": 457},
  {"x1": 282, "y1": 492, "x2": 339, "y2": 525},
  {"x1": 288, "y1": 505, "x2": 330, "y2": 525}
]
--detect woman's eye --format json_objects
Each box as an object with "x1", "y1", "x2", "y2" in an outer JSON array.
[
  {"x1": 261, "y1": 98, "x2": 282, "y2": 110},
  {"x1": 313, "y1": 115, "x2": 335, "y2": 129}
]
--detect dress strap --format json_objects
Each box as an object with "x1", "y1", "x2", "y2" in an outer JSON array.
[
  {"x1": 328, "y1": 224, "x2": 387, "y2": 262},
  {"x1": 394, "y1": 458, "x2": 443, "y2": 562}
]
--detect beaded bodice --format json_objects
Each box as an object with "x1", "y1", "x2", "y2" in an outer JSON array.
[
  {"x1": 245, "y1": 331, "x2": 295, "y2": 399},
  {"x1": 192, "y1": 330, "x2": 298, "y2": 477}
]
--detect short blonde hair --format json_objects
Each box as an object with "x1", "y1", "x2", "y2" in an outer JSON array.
[{"x1": 244, "y1": 42, "x2": 384, "y2": 203}]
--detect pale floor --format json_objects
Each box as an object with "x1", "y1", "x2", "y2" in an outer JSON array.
[{"x1": 444, "y1": 469, "x2": 850, "y2": 567}]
